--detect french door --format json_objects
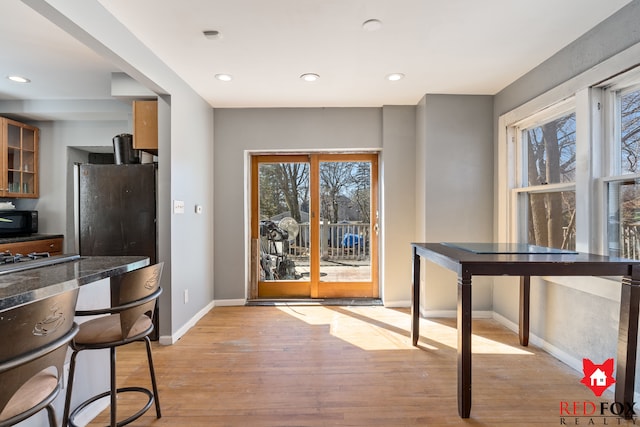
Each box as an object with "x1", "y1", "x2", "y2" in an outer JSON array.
[{"x1": 251, "y1": 153, "x2": 378, "y2": 299}]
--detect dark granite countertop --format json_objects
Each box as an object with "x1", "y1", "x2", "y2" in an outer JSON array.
[
  {"x1": 0, "y1": 233, "x2": 64, "y2": 244},
  {"x1": 0, "y1": 255, "x2": 149, "y2": 312}
]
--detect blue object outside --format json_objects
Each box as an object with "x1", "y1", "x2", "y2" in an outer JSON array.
[{"x1": 342, "y1": 233, "x2": 362, "y2": 248}]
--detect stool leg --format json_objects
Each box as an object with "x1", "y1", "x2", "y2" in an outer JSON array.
[
  {"x1": 62, "y1": 350, "x2": 79, "y2": 427},
  {"x1": 110, "y1": 347, "x2": 117, "y2": 427},
  {"x1": 144, "y1": 336, "x2": 162, "y2": 418},
  {"x1": 46, "y1": 404, "x2": 57, "y2": 427}
]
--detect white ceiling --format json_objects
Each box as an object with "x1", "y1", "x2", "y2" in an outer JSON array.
[{"x1": 0, "y1": 0, "x2": 633, "y2": 111}]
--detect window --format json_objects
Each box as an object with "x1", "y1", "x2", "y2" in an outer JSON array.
[
  {"x1": 607, "y1": 85, "x2": 640, "y2": 258},
  {"x1": 500, "y1": 64, "x2": 640, "y2": 258},
  {"x1": 515, "y1": 109, "x2": 577, "y2": 250}
]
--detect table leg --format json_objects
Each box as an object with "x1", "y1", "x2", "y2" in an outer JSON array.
[
  {"x1": 458, "y1": 271, "x2": 472, "y2": 418},
  {"x1": 519, "y1": 276, "x2": 530, "y2": 346},
  {"x1": 411, "y1": 247, "x2": 420, "y2": 346},
  {"x1": 615, "y1": 267, "x2": 640, "y2": 420}
]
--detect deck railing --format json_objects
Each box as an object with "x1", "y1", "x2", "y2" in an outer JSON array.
[
  {"x1": 288, "y1": 222, "x2": 370, "y2": 261},
  {"x1": 619, "y1": 223, "x2": 640, "y2": 260}
]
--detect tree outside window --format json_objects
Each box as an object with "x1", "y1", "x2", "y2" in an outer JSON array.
[
  {"x1": 620, "y1": 89, "x2": 640, "y2": 175},
  {"x1": 522, "y1": 112, "x2": 576, "y2": 250},
  {"x1": 608, "y1": 88, "x2": 640, "y2": 259}
]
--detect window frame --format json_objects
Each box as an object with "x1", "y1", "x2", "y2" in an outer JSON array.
[
  {"x1": 499, "y1": 59, "x2": 640, "y2": 257},
  {"x1": 600, "y1": 75, "x2": 640, "y2": 258},
  {"x1": 497, "y1": 45, "x2": 640, "y2": 299}
]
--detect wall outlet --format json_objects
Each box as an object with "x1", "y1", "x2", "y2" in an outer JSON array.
[
  {"x1": 173, "y1": 200, "x2": 185, "y2": 214},
  {"x1": 184, "y1": 289, "x2": 189, "y2": 304}
]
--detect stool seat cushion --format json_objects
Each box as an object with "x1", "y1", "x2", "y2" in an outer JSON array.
[
  {"x1": 0, "y1": 370, "x2": 57, "y2": 421},
  {"x1": 75, "y1": 314, "x2": 152, "y2": 345}
]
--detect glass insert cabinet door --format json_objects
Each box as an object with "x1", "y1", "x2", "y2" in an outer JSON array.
[
  {"x1": 251, "y1": 153, "x2": 379, "y2": 299},
  {"x1": 1, "y1": 118, "x2": 39, "y2": 198}
]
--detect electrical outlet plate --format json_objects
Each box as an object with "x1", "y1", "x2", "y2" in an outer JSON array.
[{"x1": 173, "y1": 200, "x2": 185, "y2": 214}]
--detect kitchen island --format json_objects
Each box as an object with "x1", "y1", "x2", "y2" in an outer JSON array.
[
  {"x1": 0, "y1": 254, "x2": 151, "y2": 426},
  {"x1": 0, "y1": 255, "x2": 149, "y2": 312}
]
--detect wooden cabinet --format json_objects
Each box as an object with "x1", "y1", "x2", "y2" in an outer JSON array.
[
  {"x1": 0, "y1": 237, "x2": 63, "y2": 256},
  {"x1": 0, "y1": 118, "x2": 39, "y2": 198},
  {"x1": 133, "y1": 100, "x2": 158, "y2": 151}
]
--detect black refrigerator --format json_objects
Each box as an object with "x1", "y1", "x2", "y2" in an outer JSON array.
[
  {"x1": 76, "y1": 163, "x2": 157, "y2": 263},
  {"x1": 76, "y1": 162, "x2": 159, "y2": 339}
]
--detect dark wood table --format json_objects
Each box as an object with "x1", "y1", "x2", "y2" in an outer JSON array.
[{"x1": 411, "y1": 242, "x2": 640, "y2": 418}]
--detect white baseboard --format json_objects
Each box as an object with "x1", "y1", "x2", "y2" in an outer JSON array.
[
  {"x1": 381, "y1": 299, "x2": 411, "y2": 308},
  {"x1": 158, "y1": 300, "x2": 215, "y2": 345},
  {"x1": 422, "y1": 309, "x2": 494, "y2": 319},
  {"x1": 214, "y1": 298, "x2": 246, "y2": 307},
  {"x1": 491, "y1": 312, "x2": 584, "y2": 373},
  {"x1": 67, "y1": 401, "x2": 109, "y2": 427}
]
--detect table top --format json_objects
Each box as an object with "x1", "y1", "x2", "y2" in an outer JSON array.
[
  {"x1": 412, "y1": 242, "x2": 640, "y2": 277},
  {"x1": 441, "y1": 242, "x2": 578, "y2": 254},
  {"x1": 0, "y1": 255, "x2": 150, "y2": 311}
]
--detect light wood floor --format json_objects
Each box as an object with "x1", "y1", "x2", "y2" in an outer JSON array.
[{"x1": 89, "y1": 305, "x2": 629, "y2": 426}]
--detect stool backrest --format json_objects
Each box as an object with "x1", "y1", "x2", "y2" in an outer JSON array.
[
  {"x1": 110, "y1": 262, "x2": 163, "y2": 339},
  {"x1": 0, "y1": 289, "x2": 79, "y2": 420}
]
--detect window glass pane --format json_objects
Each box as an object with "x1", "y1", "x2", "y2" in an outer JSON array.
[
  {"x1": 608, "y1": 179, "x2": 640, "y2": 259},
  {"x1": 526, "y1": 191, "x2": 576, "y2": 250},
  {"x1": 525, "y1": 113, "x2": 576, "y2": 186},
  {"x1": 621, "y1": 89, "x2": 640, "y2": 174}
]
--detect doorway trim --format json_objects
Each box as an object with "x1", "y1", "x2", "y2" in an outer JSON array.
[{"x1": 248, "y1": 151, "x2": 379, "y2": 300}]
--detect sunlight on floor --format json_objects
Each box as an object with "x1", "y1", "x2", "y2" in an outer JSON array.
[{"x1": 276, "y1": 305, "x2": 534, "y2": 355}]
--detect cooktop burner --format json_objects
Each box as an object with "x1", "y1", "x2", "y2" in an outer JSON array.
[
  {"x1": 0, "y1": 251, "x2": 51, "y2": 264},
  {"x1": 0, "y1": 252, "x2": 81, "y2": 275}
]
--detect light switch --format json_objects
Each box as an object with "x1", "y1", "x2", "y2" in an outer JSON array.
[
  {"x1": 195, "y1": 205, "x2": 203, "y2": 214},
  {"x1": 173, "y1": 200, "x2": 185, "y2": 214}
]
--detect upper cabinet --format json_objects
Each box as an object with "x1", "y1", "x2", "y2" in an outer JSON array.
[
  {"x1": 133, "y1": 100, "x2": 158, "y2": 152},
  {"x1": 0, "y1": 118, "x2": 39, "y2": 198}
]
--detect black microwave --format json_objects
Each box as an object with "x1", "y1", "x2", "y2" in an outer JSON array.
[{"x1": 0, "y1": 210, "x2": 38, "y2": 237}]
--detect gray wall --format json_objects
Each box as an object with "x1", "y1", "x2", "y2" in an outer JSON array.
[
  {"x1": 495, "y1": 0, "x2": 640, "y2": 117},
  {"x1": 492, "y1": 0, "x2": 640, "y2": 384},
  {"x1": 415, "y1": 94, "x2": 494, "y2": 313},
  {"x1": 381, "y1": 106, "x2": 416, "y2": 305},
  {"x1": 213, "y1": 107, "x2": 417, "y2": 305},
  {"x1": 23, "y1": 0, "x2": 215, "y2": 341}
]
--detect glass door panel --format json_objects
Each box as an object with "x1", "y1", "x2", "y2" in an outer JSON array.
[
  {"x1": 255, "y1": 157, "x2": 311, "y2": 298},
  {"x1": 314, "y1": 154, "x2": 378, "y2": 298},
  {"x1": 319, "y1": 160, "x2": 372, "y2": 282},
  {"x1": 7, "y1": 123, "x2": 22, "y2": 194},
  {"x1": 5, "y1": 122, "x2": 37, "y2": 196},
  {"x1": 22, "y1": 127, "x2": 36, "y2": 195}
]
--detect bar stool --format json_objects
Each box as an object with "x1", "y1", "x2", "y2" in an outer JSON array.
[
  {"x1": 0, "y1": 289, "x2": 79, "y2": 427},
  {"x1": 62, "y1": 262, "x2": 164, "y2": 427}
]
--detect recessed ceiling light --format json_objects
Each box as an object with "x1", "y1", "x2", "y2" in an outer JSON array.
[
  {"x1": 203, "y1": 30, "x2": 221, "y2": 40},
  {"x1": 362, "y1": 19, "x2": 383, "y2": 31},
  {"x1": 386, "y1": 73, "x2": 405, "y2": 81},
  {"x1": 300, "y1": 73, "x2": 320, "y2": 82},
  {"x1": 215, "y1": 74, "x2": 232, "y2": 82},
  {"x1": 7, "y1": 75, "x2": 30, "y2": 83}
]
